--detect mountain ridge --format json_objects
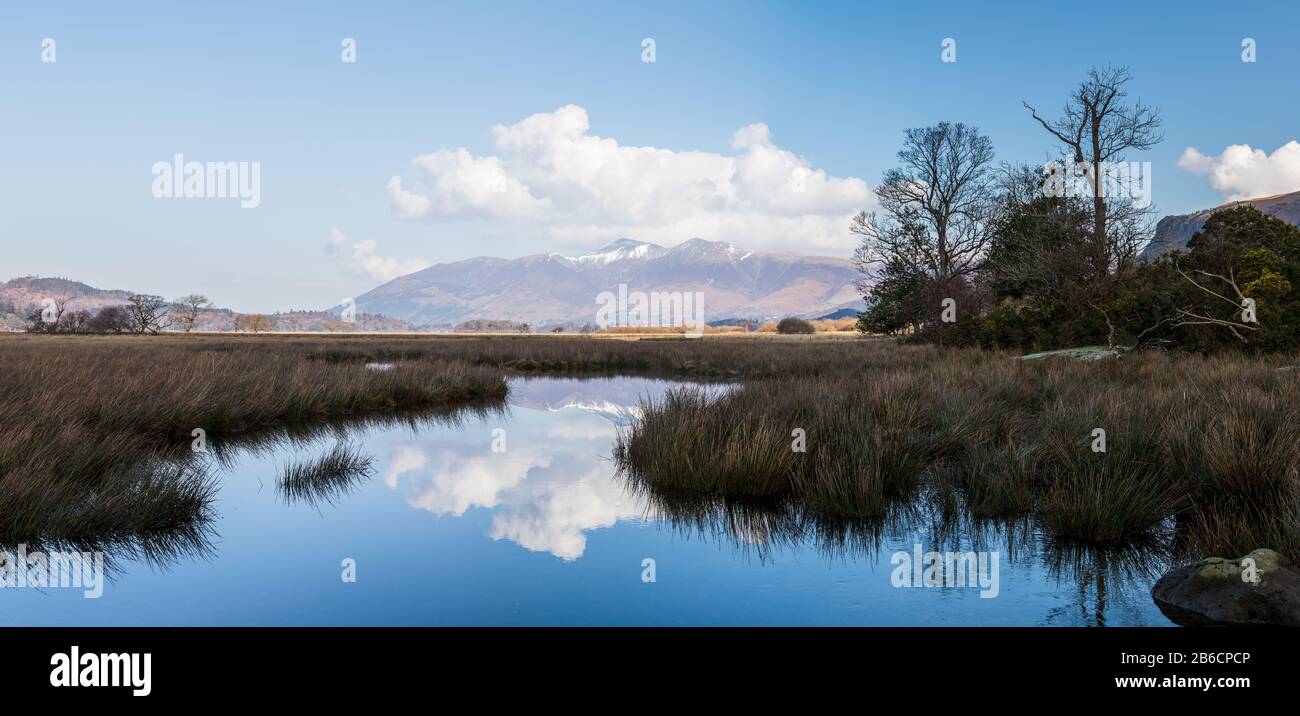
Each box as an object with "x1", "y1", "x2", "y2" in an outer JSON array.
[
  {"x1": 351, "y1": 238, "x2": 865, "y2": 326},
  {"x1": 1142, "y1": 190, "x2": 1300, "y2": 259}
]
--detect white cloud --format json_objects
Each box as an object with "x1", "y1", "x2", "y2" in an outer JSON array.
[
  {"x1": 730, "y1": 122, "x2": 773, "y2": 150},
  {"x1": 385, "y1": 177, "x2": 431, "y2": 218},
  {"x1": 1178, "y1": 141, "x2": 1300, "y2": 202},
  {"x1": 383, "y1": 436, "x2": 644, "y2": 560},
  {"x1": 386, "y1": 105, "x2": 873, "y2": 251},
  {"x1": 392, "y1": 445, "x2": 547, "y2": 518},
  {"x1": 393, "y1": 149, "x2": 550, "y2": 219},
  {"x1": 486, "y1": 460, "x2": 642, "y2": 561},
  {"x1": 383, "y1": 444, "x2": 428, "y2": 489},
  {"x1": 327, "y1": 227, "x2": 430, "y2": 283}
]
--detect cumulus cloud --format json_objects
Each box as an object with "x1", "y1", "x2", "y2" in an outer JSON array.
[
  {"x1": 327, "y1": 227, "x2": 430, "y2": 283},
  {"x1": 486, "y1": 459, "x2": 642, "y2": 560},
  {"x1": 386, "y1": 105, "x2": 873, "y2": 251},
  {"x1": 1178, "y1": 141, "x2": 1300, "y2": 202},
  {"x1": 383, "y1": 435, "x2": 644, "y2": 560},
  {"x1": 386, "y1": 444, "x2": 547, "y2": 517}
]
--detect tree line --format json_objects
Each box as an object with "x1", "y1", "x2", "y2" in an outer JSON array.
[
  {"x1": 24, "y1": 294, "x2": 213, "y2": 335},
  {"x1": 854, "y1": 65, "x2": 1300, "y2": 354}
]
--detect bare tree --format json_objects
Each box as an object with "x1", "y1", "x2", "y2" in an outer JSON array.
[
  {"x1": 1025, "y1": 65, "x2": 1162, "y2": 281},
  {"x1": 1167, "y1": 264, "x2": 1260, "y2": 342},
  {"x1": 63, "y1": 310, "x2": 93, "y2": 334},
  {"x1": 175, "y1": 294, "x2": 211, "y2": 333},
  {"x1": 235, "y1": 314, "x2": 271, "y2": 333},
  {"x1": 125, "y1": 294, "x2": 171, "y2": 334},
  {"x1": 852, "y1": 122, "x2": 997, "y2": 290},
  {"x1": 24, "y1": 307, "x2": 50, "y2": 333},
  {"x1": 24, "y1": 298, "x2": 66, "y2": 333}
]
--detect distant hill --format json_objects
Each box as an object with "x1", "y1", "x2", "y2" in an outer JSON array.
[
  {"x1": 0, "y1": 277, "x2": 416, "y2": 333},
  {"x1": 814, "y1": 307, "x2": 860, "y2": 320},
  {"x1": 0, "y1": 277, "x2": 134, "y2": 331},
  {"x1": 1142, "y1": 190, "x2": 1300, "y2": 260},
  {"x1": 0, "y1": 276, "x2": 134, "y2": 312},
  {"x1": 351, "y1": 238, "x2": 865, "y2": 327}
]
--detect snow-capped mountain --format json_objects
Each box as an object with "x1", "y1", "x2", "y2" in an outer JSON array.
[
  {"x1": 566, "y1": 238, "x2": 667, "y2": 264},
  {"x1": 350, "y1": 238, "x2": 864, "y2": 327}
]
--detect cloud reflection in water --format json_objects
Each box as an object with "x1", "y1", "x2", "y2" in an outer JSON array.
[{"x1": 382, "y1": 378, "x2": 692, "y2": 559}]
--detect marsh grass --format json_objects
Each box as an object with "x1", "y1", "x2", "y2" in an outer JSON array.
[
  {"x1": 196, "y1": 331, "x2": 926, "y2": 379},
  {"x1": 0, "y1": 335, "x2": 507, "y2": 549},
  {"x1": 8, "y1": 332, "x2": 1298, "y2": 566},
  {"x1": 614, "y1": 388, "x2": 796, "y2": 498},
  {"x1": 278, "y1": 441, "x2": 375, "y2": 507},
  {"x1": 616, "y1": 345, "x2": 1300, "y2": 561}
]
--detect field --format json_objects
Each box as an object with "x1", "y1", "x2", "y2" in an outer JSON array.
[{"x1": 2, "y1": 332, "x2": 1297, "y2": 568}]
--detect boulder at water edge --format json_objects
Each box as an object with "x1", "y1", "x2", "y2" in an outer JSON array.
[{"x1": 1151, "y1": 549, "x2": 1300, "y2": 626}]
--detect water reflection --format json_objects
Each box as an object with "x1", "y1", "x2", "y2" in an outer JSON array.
[
  {"x1": 4, "y1": 400, "x2": 508, "y2": 579},
  {"x1": 200, "y1": 401, "x2": 504, "y2": 465},
  {"x1": 380, "y1": 378, "x2": 677, "y2": 560},
  {"x1": 2, "y1": 373, "x2": 1177, "y2": 625},
  {"x1": 281, "y1": 374, "x2": 1173, "y2": 617},
  {"x1": 0, "y1": 458, "x2": 219, "y2": 580},
  {"x1": 624, "y1": 458, "x2": 1175, "y2": 624},
  {"x1": 277, "y1": 441, "x2": 375, "y2": 508}
]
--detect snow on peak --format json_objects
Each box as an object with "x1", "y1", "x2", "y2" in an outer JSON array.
[
  {"x1": 568, "y1": 239, "x2": 664, "y2": 264},
  {"x1": 560, "y1": 238, "x2": 753, "y2": 265},
  {"x1": 666, "y1": 238, "x2": 745, "y2": 260}
]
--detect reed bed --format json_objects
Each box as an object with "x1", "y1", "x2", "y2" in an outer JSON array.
[
  {"x1": 6, "y1": 332, "x2": 1298, "y2": 566},
  {"x1": 0, "y1": 335, "x2": 507, "y2": 549},
  {"x1": 616, "y1": 348, "x2": 1300, "y2": 561},
  {"x1": 135, "y1": 331, "x2": 921, "y2": 378}
]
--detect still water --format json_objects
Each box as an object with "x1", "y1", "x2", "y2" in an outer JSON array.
[{"x1": 1, "y1": 376, "x2": 1173, "y2": 626}]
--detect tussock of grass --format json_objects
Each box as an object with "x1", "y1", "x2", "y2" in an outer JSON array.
[
  {"x1": 615, "y1": 388, "x2": 796, "y2": 499},
  {"x1": 278, "y1": 441, "x2": 375, "y2": 507},
  {"x1": 946, "y1": 440, "x2": 1039, "y2": 517}
]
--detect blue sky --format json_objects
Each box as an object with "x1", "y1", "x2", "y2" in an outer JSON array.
[{"x1": 3, "y1": 0, "x2": 1298, "y2": 312}]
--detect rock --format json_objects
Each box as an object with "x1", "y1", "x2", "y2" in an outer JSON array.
[
  {"x1": 1151, "y1": 549, "x2": 1300, "y2": 626},
  {"x1": 1019, "y1": 346, "x2": 1120, "y2": 363},
  {"x1": 1141, "y1": 190, "x2": 1300, "y2": 261}
]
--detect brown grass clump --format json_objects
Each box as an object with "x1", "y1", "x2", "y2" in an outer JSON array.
[
  {"x1": 615, "y1": 343, "x2": 1300, "y2": 559},
  {"x1": 0, "y1": 334, "x2": 507, "y2": 549}
]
